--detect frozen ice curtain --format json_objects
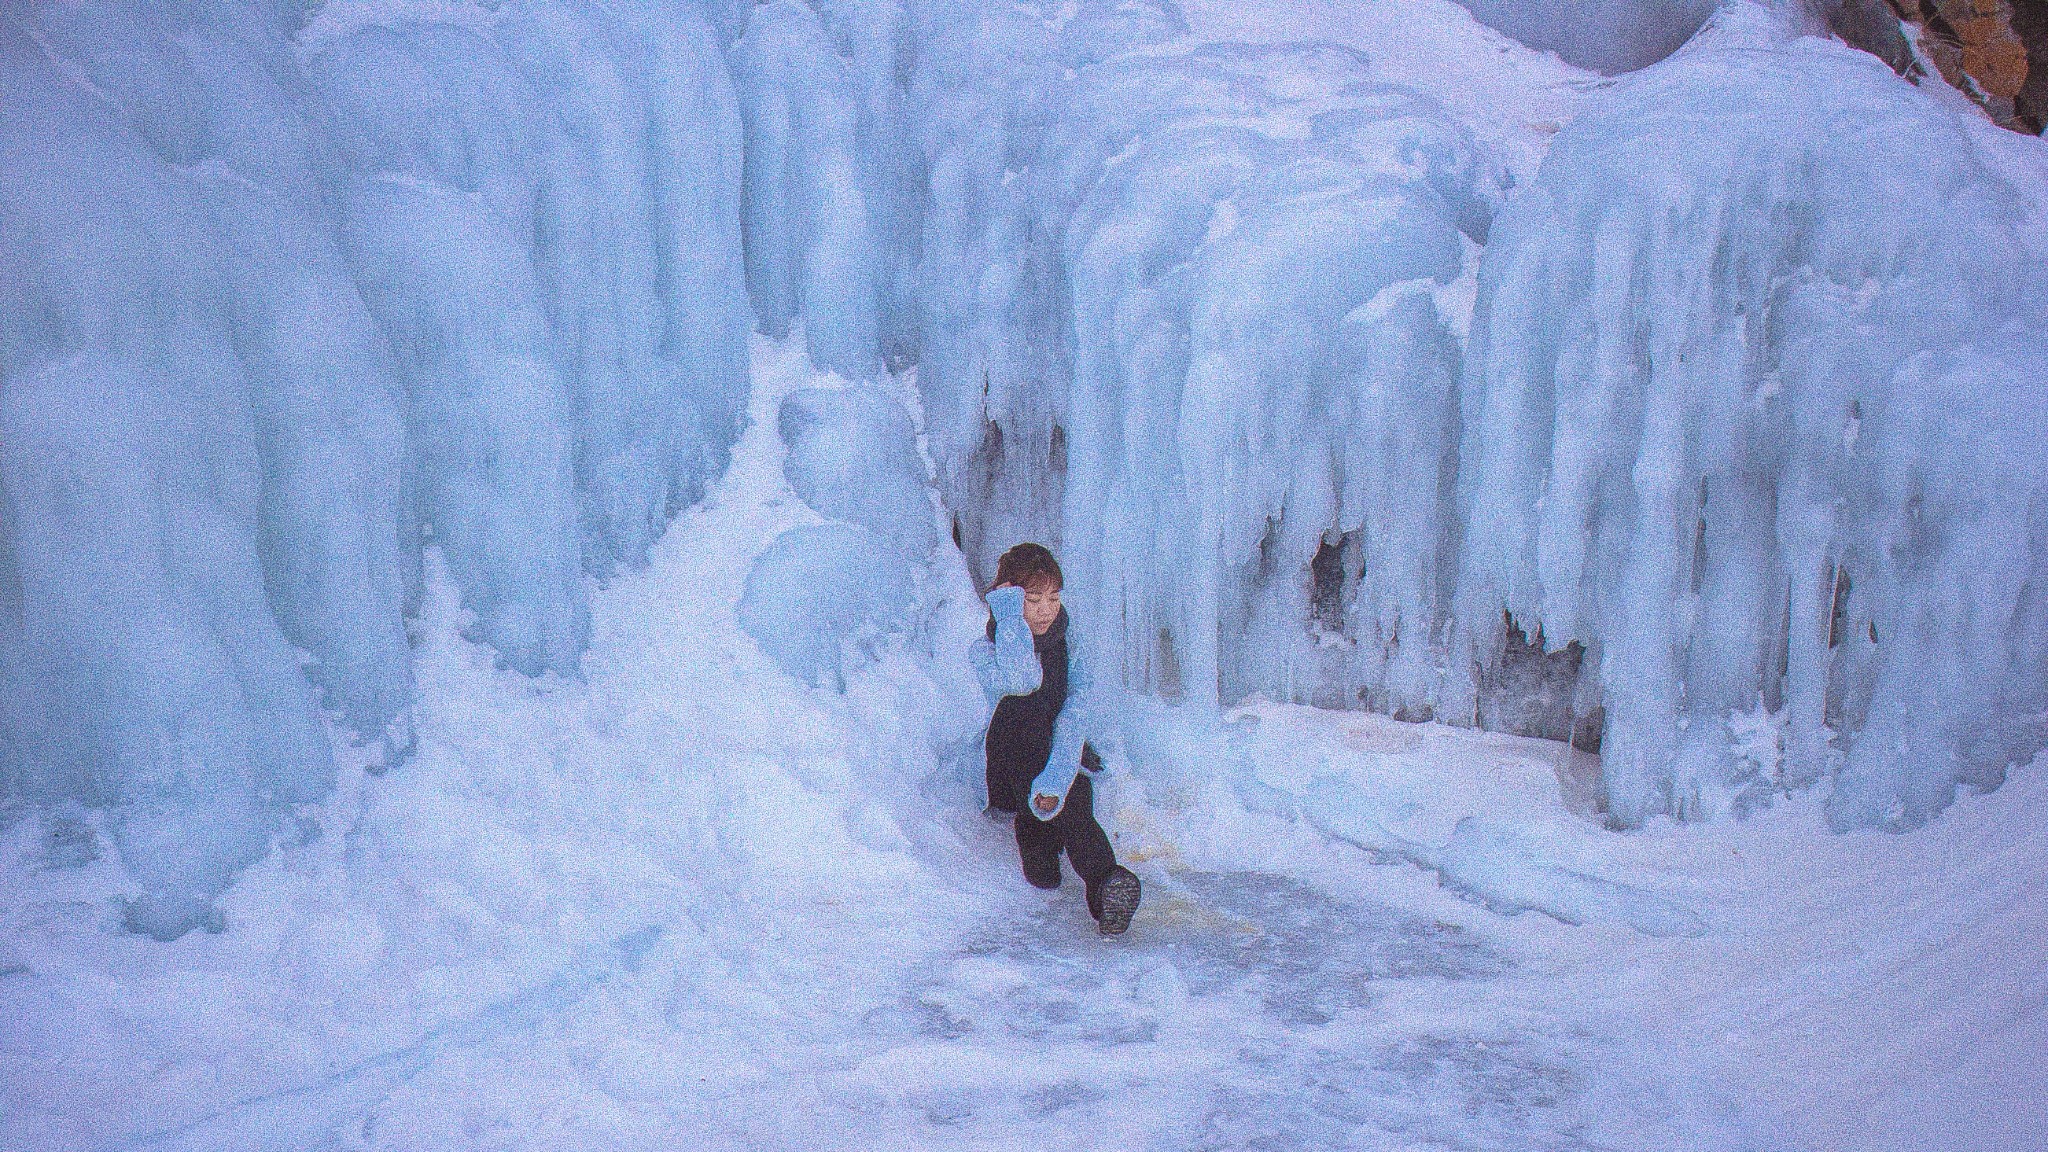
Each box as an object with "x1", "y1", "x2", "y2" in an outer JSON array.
[{"x1": 2, "y1": 0, "x2": 2044, "y2": 940}]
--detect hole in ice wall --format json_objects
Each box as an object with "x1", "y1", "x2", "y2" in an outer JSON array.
[
  {"x1": 0, "y1": 499, "x2": 20, "y2": 637},
  {"x1": 40, "y1": 814, "x2": 101, "y2": 870},
  {"x1": 1569, "y1": 706, "x2": 1605, "y2": 755},
  {"x1": 1156, "y1": 627, "x2": 1185, "y2": 701},
  {"x1": 1827, "y1": 565, "x2": 1851, "y2": 648},
  {"x1": 1049, "y1": 423, "x2": 1067, "y2": 476},
  {"x1": 1251, "y1": 516, "x2": 1282, "y2": 589},
  {"x1": 955, "y1": 419, "x2": 1008, "y2": 587},
  {"x1": 1690, "y1": 480, "x2": 1709, "y2": 597},
  {"x1": 1479, "y1": 613, "x2": 1601, "y2": 753},
  {"x1": 1309, "y1": 530, "x2": 1357, "y2": 638}
]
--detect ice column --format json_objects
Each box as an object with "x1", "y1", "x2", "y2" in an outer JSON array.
[
  {"x1": 730, "y1": 0, "x2": 882, "y2": 380},
  {"x1": 0, "y1": 1, "x2": 392, "y2": 938},
  {"x1": 1457, "y1": 12, "x2": 2048, "y2": 826},
  {"x1": 0, "y1": 0, "x2": 754, "y2": 936}
]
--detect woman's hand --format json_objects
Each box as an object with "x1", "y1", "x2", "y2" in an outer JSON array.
[
  {"x1": 987, "y1": 584, "x2": 1027, "y2": 622},
  {"x1": 1033, "y1": 793, "x2": 1059, "y2": 816}
]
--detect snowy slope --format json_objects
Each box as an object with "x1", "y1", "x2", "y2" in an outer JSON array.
[
  {"x1": 1118, "y1": 696, "x2": 2048, "y2": 1149},
  {"x1": 1, "y1": 338, "x2": 988, "y2": 1149}
]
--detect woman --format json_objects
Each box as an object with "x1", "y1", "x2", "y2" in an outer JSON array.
[{"x1": 970, "y1": 542, "x2": 1141, "y2": 935}]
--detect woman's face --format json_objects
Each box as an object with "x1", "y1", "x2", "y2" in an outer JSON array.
[{"x1": 1022, "y1": 583, "x2": 1062, "y2": 636}]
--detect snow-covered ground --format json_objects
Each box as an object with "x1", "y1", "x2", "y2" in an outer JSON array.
[{"x1": 4, "y1": 337, "x2": 2039, "y2": 1151}]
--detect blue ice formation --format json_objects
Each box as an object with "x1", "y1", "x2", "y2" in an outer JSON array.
[
  {"x1": 3, "y1": 0, "x2": 2045, "y2": 939},
  {"x1": 892, "y1": 14, "x2": 1503, "y2": 720},
  {"x1": 1455, "y1": 10, "x2": 2048, "y2": 828},
  {"x1": 0, "y1": 0, "x2": 749, "y2": 937},
  {"x1": 744, "y1": 382, "x2": 937, "y2": 690},
  {"x1": 780, "y1": 386, "x2": 938, "y2": 564},
  {"x1": 878, "y1": 1, "x2": 2046, "y2": 829},
  {"x1": 905, "y1": 0, "x2": 1194, "y2": 560},
  {"x1": 730, "y1": 1, "x2": 882, "y2": 381},
  {"x1": 738, "y1": 523, "x2": 920, "y2": 691}
]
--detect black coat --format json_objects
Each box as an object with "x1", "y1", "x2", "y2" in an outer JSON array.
[{"x1": 983, "y1": 609, "x2": 1097, "y2": 812}]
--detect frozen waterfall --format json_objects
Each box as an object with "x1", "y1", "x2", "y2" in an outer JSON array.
[
  {"x1": 0, "y1": 0, "x2": 751, "y2": 938},
  {"x1": 1, "y1": 0, "x2": 2044, "y2": 938},
  {"x1": 1457, "y1": 9, "x2": 2048, "y2": 827},
  {"x1": 875, "y1": 0, "x2": 2048, "y2": 830}
]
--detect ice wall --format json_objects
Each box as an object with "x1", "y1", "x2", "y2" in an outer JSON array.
[
  {"x1": 1456, "y1": 10, "x2": 2048, "y2": 827},
  {"x1": 6, "y1": 0, "x2": 2042, "y2": 946},
  {"x1": 0, "y1": 0, "x2": 750, "y2": 937},
  {"x1": 729, "y1": 0, "x2": 882, "y2": 380},
  {"x1": 309, "y1": 0, "x2": 752, "y2": 662},
  {"x1": 877, "y1": 9, "x2": 1498, "y2": 719},
  {"x1": 901, "y1": 0, "x2": 1193, "y2": 569},
  {"x1": 1048, "y1": 50, "x2": 1494, "y2": 717},
  {"x1": 856, "y1": 0, "x2": 2045, "y2": 829}
]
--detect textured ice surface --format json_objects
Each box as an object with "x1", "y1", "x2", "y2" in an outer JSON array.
[
  {"x1": 738, "y1": 523, "x2": 919, "y2": 690},
  {"x1": 857, "y1": 871, "x2": 1604, "y2": 1150},
  {"x1": 730, "y1": 1, "x2": 882, "y2": 380},
  {"x1": 309, "y1": 0, "x2": 752, "y2": 654},
  {"x1": 904, "y1": 0, "x2": 1192, "y2": 558},
  {"x1": 0, "y1": 1, "x2": 386, "y2": 939},
  {"x1": 0, "y1": 0, "x2": 750, "y2": 935},
  {"x1": 779, "y1": 385, "x2": 938, "y2": 563},
  {"x1": 3, "y1": 331, "x2": 2042, "y2": 1152},
  {"x1": 1455, "y1": 8, "x2": 2048, "y2": 826},
  {"x1": 882, "y1": 0, "x2": 2047, "y2": 829},
  {"x1": 3, "y1": 0, "x2": 2043, "y2": 951},
  {"x1": 745, "y1": 372, "x2": 939, "y2": 691},
  {"x1": 903, "y1": 27, "x2": 1500, "y2": 727},
  {"x1": 1136, "y1": 698, "x2": 1708, "y2": 937}
]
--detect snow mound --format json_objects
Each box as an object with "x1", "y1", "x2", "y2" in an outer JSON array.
[
  {"x1": 779, "y1": 385, "x2": 938, "y2": 563},
  {"x1": 738, "y1": 523, "x2": 920, "y2": 691}
]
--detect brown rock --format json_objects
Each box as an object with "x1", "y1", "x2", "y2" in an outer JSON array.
[
  {"x1": 2013, "y1": 0, "x2": 2047, "y2": 131},
  {"x1": 1889, "y1": 0, "x2": 2044, "y2": 131}
]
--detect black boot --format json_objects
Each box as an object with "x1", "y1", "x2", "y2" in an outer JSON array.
[
  {"x1": 1093, "y1": 865, "x2": 1141, "y2": 936},
  {"x1": 1015, "y1": 813, "x2": 1064, "y2": 890}
]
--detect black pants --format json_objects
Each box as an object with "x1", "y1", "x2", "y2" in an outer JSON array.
[{"x1": 1014, "y1": 773, "x2": 1119, "y2": 919}]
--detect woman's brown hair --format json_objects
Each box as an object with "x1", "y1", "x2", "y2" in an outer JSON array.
[{"x1": 992, "y1": 542, "x2": 1063, "y2": 593}]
